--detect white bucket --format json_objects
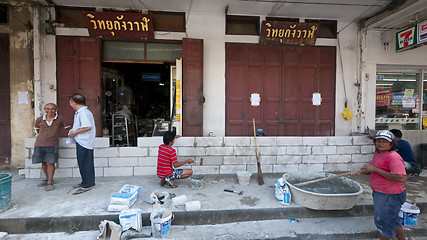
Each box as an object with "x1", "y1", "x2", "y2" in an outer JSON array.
[
  {"x1": 190, "y1": 175, "x2": 204, "y2": 190},
  {"x1": 237, "y1": 171, "x2": 252, "y2": 185},
  {"x1": 150, "y1": 208, "x2": 173, "y2": 238},
  {"x1": 399, "y1": 202, "x2": 420, "y2": 228}
]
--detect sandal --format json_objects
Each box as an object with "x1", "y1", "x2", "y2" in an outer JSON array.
[
  {"x1": 73, "y1": 183, "x2": 83, "y2": 188},
  {"x1": 166, "y1": 182, "x2": 178, "y2": 188},
  {"x1": 159, "y1": 180, "x2": 166, "y2": 187},
  {"x1": 72, "y1": 186, "x2": 94, "y2": 195}
]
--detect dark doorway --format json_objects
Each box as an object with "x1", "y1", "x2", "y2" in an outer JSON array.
[{"x1": 0, "y1": 34, "x2": 11, "y2": 164}]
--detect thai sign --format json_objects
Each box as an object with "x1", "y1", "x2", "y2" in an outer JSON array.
[
  {"x1": 396, "y1": 25, "x2": 417, "y2": 51},
  {"x1": 418, "y1": 20, "x2": 427, "y2": 44},
  {"x1": 260, "y1": 21, "x2": 319, "y2": 45},
  {"x1": 85, "y1": 11, "x2": 154, "y2": 39}
]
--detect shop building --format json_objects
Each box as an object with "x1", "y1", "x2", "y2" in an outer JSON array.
[{"x1": 6, "y1": 0, "x2": 427, "y2": 177}]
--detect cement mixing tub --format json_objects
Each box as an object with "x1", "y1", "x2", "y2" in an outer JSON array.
[{"x1": 282, "y1": 172, "x2": 363, "y2": 210}]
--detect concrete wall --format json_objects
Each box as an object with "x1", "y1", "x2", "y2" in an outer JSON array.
[
  {"x1": 23, "y1": 136, "x2": 374, "y2": 178},
  {"x1": 0, "y1": 1, "x2": 34, "y2": 168}
]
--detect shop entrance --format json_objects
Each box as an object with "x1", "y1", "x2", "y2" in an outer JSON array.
[
  {"x1": 0, "y1": 34, "x2": 11, "y2": 164},
  {"x1": 101, "y1": 62, "x2": 176, "y2": 146}
]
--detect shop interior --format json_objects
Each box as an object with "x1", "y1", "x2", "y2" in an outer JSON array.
[{"x1": 102, "y1": 62, "x2": 175, "y2": 146}]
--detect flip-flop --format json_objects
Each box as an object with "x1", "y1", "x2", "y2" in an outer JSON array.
[
  {"x1": 67, "y1": 183, "x2": 83, "y2": 194},
  {"x1": 166, "y1": 182, "x2": 178, "y2": 188},
  {"x1": 72, "y1": 187, "x2": 94, "y2": 195}
]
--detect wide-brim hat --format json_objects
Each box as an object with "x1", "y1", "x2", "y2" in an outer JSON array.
[{"x1": 375, "y1": 130, "x2": 395, "y2": 142}]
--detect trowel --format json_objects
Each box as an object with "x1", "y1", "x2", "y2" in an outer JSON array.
[{"x1": 224, "y1": 189, "x2": 243, "y2": 195}]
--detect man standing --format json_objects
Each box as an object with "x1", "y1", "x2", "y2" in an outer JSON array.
[
  {"x1": 33, "y1": 103, "x2": 69, "y2": 191},
  {"x1": 69, "y1": 93, "x2": 96, "y2": 195}
]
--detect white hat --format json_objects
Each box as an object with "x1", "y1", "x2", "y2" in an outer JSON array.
[{"x1": 375, "y1": 130, "x2": 395, "y2": 142}]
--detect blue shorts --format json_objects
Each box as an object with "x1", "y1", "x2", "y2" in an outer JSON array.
[
  {"x1": 163, "y1": 169, "x2": 184, "y2": 181},
  {"x1": 372, "y1": 190, "x2": 406, "y2": 238},
  {"x1": 32, "y1": 146, "x2": 59, "y2": 164}
]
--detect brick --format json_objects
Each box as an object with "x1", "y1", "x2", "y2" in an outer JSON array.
[
  {"x1": 259, "y1": 147, "x2": 287, "y2": 156},
  {"x1": 59, "y1": 138, "x2": 75, "y2": 148},
  {"x1": 195, "y1": 156, "x2": 222, "y2": 166},
  {"x1": 298, "y1": 164, "x2": 323, "y2": 172},
  {"x1": 119, "y1": 147, "x2": 148, "y2": 157},
  {"x1": 178, "y1": 147, "x2": 206, "y2": 156},
  {"x1": 350, "y1": 163, "x2": 367, "y2": 170},
  {"x1": 59, "y1": 149, "x2": 76, "y2": 158},
  {"x1": 302, "y1": 155, "x2": 327, "y2": 164},
  {"x1": 138, "y1": 157, "x2": 157, "y2": 166},
  {"x1": 223, "y1": 156, "x2": 252, "y2": 165},
  {"x1": 224, "y1": 137, "x2": 251, "y2": 147},
  {"x1": 327, "y1": 155, "x2": 351, "y2": 163},
  {"x1": 54, "y1": 168, "x2": 73, "y2": 178},
  {"x1": 247, "y1": 164, "x2": 272, "y2": 173},
  {"x1": 323, "y1": 163, "x2": 350, "y2": 172},
  {"x1": 25, "y1": 149, "x2": 30, "y2": 159},
  {"x1": 134, "y1": 166, "x2": 157, "y2": 176},
  {"x1": 312, "y1": 146, "x2": 337, "y2": 155},
  {"x1": 250, "y1": 155, "x2": 276, "y2": 164},
  {"x1": 94, "y1": 158, "x2": 109, "y2": 167},
  {"x1": 173, "y1": 137, "x2": 195, "y2": 147},
  {"x1": 95, "y1": 167, "x2": 104, "y2": 177},
  {"x1": 149, "y1": 147, "x2": 159, "y2": 157},
  {"x1": 352, "y1": 154, "x2": 373, "y2": 163},
  {"x1": 195, "y1": 137, "x2": 223, "y2": 147},
  {"x1": 29, "y1": 168, "x2": 42, "y2": 179},
  {"x1": 104, "y1": 167, "x2": 134, "y2": 176},
  {"x1": 18, "y1": 168, "x2": 29, "y2": 177},
  {"x1": 205, "y1": 147, "x2": 233, "y2": 156},
  {"x1": 361, "y1": 145, "x2": 375, "y2": 154},
  {"x1": 234, "y1": 147, "x2": 255, "y2": 156},
  {"x1": 191, "y1": 166, "x2": 220, "y2": 175},
  {"x1": 219, "y1": 165, "x2": 246, "y2": 174},
  {"x1": 302, "y1": 137, "x2": 328, "y2": 145},
  {"x1": 327, "y1": 136, "x2": 352, "y2": 146},
  {"x1": 277, "y1": 155, "x2": 302, "y2": 164},
  {"x1": 337, "y1": 146, "x2": 360, "y2": 154},
  {"x1": 94, "y1": 138, "x2": 109, "y2": 148},
  {"x1": 25, "y1": 137, "x2": 36, "y2": 148},
  {"x1": 72, "y1": 168, "x2": 80, "y2": 178},
  {"x1": 273, "y1": 164, "x2": 298, "y2": 173},
  {"x1": 287, "y1": 146, "x2": 311, "y2": 155},
  {"x1": 353, "y1": 136, "x2": 373, "y2": 145},
  {"x1": 109, "y1": 157, "x2": 138, "y2": 167},
  {"x1": 252, "y1": 137, "x2": 276, "y2": 147},
  {"x1": 277, "y1": 137, "x2": 302, "y2": 146},
  {"x1": 58, "y1": 158, "x2": 78, "y2": 168},
  {"x1": 94, "y1": 148, "x2": 119, "y2": 158},
  {"x1": 137, "y1": 137, "x2": 163, "y2": 147}
]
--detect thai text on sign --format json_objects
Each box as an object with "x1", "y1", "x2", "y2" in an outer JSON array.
[
  {"x1": 85, "y1": 11, "x2": 154, "y2": 39},
  {"x1": 260, "y1": 21, "x2": 319, "y2": 45}
]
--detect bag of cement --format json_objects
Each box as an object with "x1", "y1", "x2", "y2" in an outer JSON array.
[
  {"x1": 275, "y1": 178, "x2": 291, "y2": 205},
  {"x1": 108, "y1": 184, "x2": 141, "y2": 212},
  {"x1": 119, "y1": 208, "x2": 142, "y2": 232},
  {"x1": 97, "y1": 220, "x2": 121, "y2": 240}
]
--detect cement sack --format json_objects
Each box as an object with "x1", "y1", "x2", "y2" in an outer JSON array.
[
  {"x1": 97, "y1": 220, "x2": 121, "y2": 240},
  {"x1": 108, "y1": 185, "x2": 141, "y2": 212},
  {"x1": 119, "y1": 208, "x2": 142, "y2": 232},
  {"x1": 275, "y1": 178, "x2": 291, "y2": 205}
]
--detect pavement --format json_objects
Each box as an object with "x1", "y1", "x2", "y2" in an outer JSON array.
[{"x1": 0, "y1": 169, "x2": 426, "y2": 239}]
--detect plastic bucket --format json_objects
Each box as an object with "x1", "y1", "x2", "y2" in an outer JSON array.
[
  {"x1": 237, "y1": 171, "x2": 251, "y2": 185},
  {"x1": 190, "y1": 175, "x2": 204, "y2": 190},
  {"x1": 399, "y1": 202, "x2": 420, "y2": 228},
  {"x1": 150, "y1": 208, "x2": 173, "y2": 238},
  {"x1": 0, "y1": 173, "x2": 12, "y2": 212}
]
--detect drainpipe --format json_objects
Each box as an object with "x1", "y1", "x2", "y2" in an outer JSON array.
[
  {"x1": 33, "y1": 4, "x2": 43, "y2": 118},
  {"x1": 357, "y1": 22, "x2": 368, "y2": 133}
]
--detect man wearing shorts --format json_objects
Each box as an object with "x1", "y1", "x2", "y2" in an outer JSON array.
[
  {"x1": 33, "y1": 103, "x2": 69, "y2": 191},
  {"x1": 157, "y1": 131, "x2": 194, "y2": 188}
]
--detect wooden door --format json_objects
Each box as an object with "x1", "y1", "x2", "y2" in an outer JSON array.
[
  {"x1": 0, "y1": 34, "x2": 10, "y2": 164},
  {"x1": 57, "y1": 37, "x2": 102, "y2": 137},
  {"x1": 182, "y1": 38, "x2": 203, "y2": 136},
  {"x1": 226, "y1": 43, "x2": 335, "y2": 136}
]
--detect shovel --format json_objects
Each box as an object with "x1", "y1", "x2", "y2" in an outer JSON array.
[
  {"x1": 224, "y1": 189, "x2": 243, "y2": 195},
  {"x1": 294, "y1": 171, "x2": 359, "y2": 187}
]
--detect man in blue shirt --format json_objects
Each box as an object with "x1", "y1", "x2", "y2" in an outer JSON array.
[
  {"x1": 69, "y1": 93, "x2": 96, "y2": 195},
  {"x1": 390, "y1": 129, "x2": 422, "y2": 176}
]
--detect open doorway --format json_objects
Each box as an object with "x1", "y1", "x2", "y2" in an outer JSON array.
[{"x1": 102, "y1": 62, "x2": 175, "y2": 146}]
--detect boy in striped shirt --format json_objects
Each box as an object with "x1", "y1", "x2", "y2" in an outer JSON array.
[{"x1": 157, "y1": 131, "x2": 194, "y2": 188}]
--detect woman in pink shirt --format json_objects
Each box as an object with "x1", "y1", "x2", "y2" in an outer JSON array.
[{"x1": 361, "y1": 130, "x2": 407, "y2": 240}]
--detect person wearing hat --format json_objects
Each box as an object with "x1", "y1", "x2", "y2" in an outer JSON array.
[
  {"x1": 360, "y1": 130, "x2": 407, "y2": 240},
  {"x1": 256, "y1": 129, "x2": 265, "y2": 137}
]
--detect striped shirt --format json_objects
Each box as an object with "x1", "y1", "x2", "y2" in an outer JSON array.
[{"x1": 157, "y1": 144, "x2": 178, "y2": 178}]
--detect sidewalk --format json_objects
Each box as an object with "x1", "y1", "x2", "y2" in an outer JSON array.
[{"x1": 0, "y1": 169, "x2": 426, "y2": 238}]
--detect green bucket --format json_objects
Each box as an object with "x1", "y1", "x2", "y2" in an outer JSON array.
[{"x1": 0, "y1": 173, "x2": 12, "y2": 212}]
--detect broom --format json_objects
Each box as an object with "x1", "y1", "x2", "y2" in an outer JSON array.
[{"x1": 253, "y1": 119, "x2": 264, "y2": 185}]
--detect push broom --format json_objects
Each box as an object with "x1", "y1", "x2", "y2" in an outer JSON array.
[{"x1": 253, "y1": 119, "x2": 264, "y2": 185}]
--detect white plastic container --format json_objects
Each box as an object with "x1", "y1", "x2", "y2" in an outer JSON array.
[
  {"x1": 399, "y1": 202, "x2": 420, "y2": 228},
  {"x1": 150, "y1": 208, "x2": 173, "y2": 238},
  {"x1": 237, "y1": 171, "x2": 252, "y2": 185},
  {"x1": 190, "y1": 175, "x2": 204, "y2": 190}
]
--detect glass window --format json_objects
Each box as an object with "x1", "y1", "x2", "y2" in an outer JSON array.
[
  {"x1": 376, "y1": 68, "x2": 421, "y2": 130},
  {"x1": 226, "y1": 15, "x2": 260, "y2": 35},
  {"x1": 103, "y1": 41, "x2": 182, "y2": 62},
  {"x1": 104, "y1": 41, "x2": 146, "y2": 61},
  {"x1": 146, "y1": 43, "x2": 182, "y2": 61}
]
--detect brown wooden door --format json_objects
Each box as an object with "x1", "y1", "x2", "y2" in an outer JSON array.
[
  {"x1": 182, "y1": 38, "x2": 203, "y2": 136},
  {"x1": 226, "y1": 43, "x2": 335, "y2": 136},
  {"x1": 0, "y1": 34, "x2": 11, "y2": 164},
  {"x1": 57, "y1": 36, "x2": 102, "y2": 137}
]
